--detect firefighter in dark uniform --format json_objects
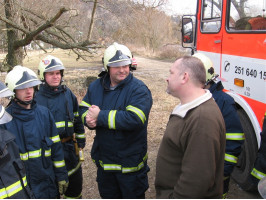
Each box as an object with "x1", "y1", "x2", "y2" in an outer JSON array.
[
  {"x1": 250, "y1": 112, "x2": 266, "y2": 190},
  {"x1": 0, "y1": 81, "x2": 34, "y2": 199},
  {"x1": 193, "y1": 53, "x2": 245, "y2": 198},
  {"x1": 35, "y1": 55, "x2": 85, "y2": 199},
  {"x1": 3, "y1": 65, "x2": 69, "y2": 198},
  {"x1": 79, "y1": 42, "x2": 153, "y2": 198}
]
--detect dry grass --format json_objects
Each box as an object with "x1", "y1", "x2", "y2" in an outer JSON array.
[{"x1": 0, "y1": 50, "x2": 260, "y2": 198}]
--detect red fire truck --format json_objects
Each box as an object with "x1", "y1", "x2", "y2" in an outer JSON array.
[{"x1": 181, "y1": 0, "x2": 266, "y2": 190}]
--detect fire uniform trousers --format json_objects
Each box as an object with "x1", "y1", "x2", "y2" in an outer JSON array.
[
  {"x1": 249, "y1": 112, "x2": 266, "y2": 190},
  {"x1": 1, "y1": 101, "x2": 68, "y2": 199},
  {"x1": 209, "y1": 81, "x2": 244, "y2": 197},
  {"x1": 0, "y1": 128, "x2": 34, "y2": 199},
  {"x1": 79, "y1": 73, "x2": 153, "y2": 198},
  {"x1": 35, "y1": 84, "x2": 85, "y2": 199}
]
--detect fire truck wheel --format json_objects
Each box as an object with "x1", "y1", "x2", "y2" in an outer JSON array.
[{"x1": 231, "y1": 109, "x2": 258, "y2": 191}]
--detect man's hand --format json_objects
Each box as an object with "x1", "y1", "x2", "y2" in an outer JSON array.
[
  {"x1": 88, "y1": 105, "x2": 100, "y2": 119},
  {"x1": 58, "y1": 180, "x2": 69, "y2": 195}
]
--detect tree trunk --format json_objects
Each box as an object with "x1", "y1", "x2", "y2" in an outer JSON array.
[{"x1": 3, "y1": 0, "x2": 23, "y2": 72}]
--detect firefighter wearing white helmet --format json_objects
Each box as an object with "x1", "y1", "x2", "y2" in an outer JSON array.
[
  {"x1": 38, "y1": 55, "x2": 65, "y2": 85},
  {"x1": 3, "y1": 65, "x2": 69, "y2": 198},
  {"x1": 35, "y1": 55, "x2": 85, "y2": 198},
  {"x1": 79, "y1": 42, "x2": 152, "y2": 198},
  {"x1": 193, "y1": 53, "x2": 244, "y2": 198},
  {"x1": 103, "y1": 42, "x2": 132, "y2": 70},
  {"x1": 5, "y1": 65, "x2": 41, "y2": 105}
]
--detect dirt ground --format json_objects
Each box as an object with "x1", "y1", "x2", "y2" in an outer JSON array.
[{"x1": 78, "y1": 56, "x2": 262, "y2": 199}]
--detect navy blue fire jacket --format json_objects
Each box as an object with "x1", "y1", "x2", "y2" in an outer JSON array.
[
  {"x1": 250, "y1": 112, "x2": 266, "y2": 183},
  {"x1": 2, "y1": 100, "x2": 68, "y2": 198},
  {"x1": 35, "y1": 84, "x2": 85, "y2": 148},
  {"x1": 209, "y1": 81, "x2": 244, "y2": 177},
  {"x1": 79, "y1": 73, "x2": 152, "y2": 173}
]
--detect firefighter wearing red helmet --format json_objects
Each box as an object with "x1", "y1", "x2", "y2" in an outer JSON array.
[
  {"x1": 79, "y1": 42, "x2": 153, "y2": 198},
  {"x1": 2, "y1": 65, "x2": 68, "y2": 198},
  {"x1": 193, "y1": 53, "x2": 245, "y2": 198},
  {"x1": 35, "y1": 55, "x2": 85, "y2": 199}
]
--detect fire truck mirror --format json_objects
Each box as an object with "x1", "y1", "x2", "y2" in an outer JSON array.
[{"x1": 182, "y1": 18, "x2": 193, "y2": 43}]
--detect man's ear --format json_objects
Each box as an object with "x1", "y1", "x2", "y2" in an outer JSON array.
[{"x1": 182, "y1": 72, "x2": 189, "y2": 83}]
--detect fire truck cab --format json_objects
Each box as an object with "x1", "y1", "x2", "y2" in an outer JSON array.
[{"x1": 181, "y1": 0, "x2": 266, "y2": 191}]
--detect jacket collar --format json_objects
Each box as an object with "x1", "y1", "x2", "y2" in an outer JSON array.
[
  {"x1": 9, "y1": 100, "x2": 37, "y2": 122},
  {"x1": 172, "y1": 90, "x2": 212, "y2": 118},
  {"x1": 101, "y1": 72, "x2": 133, "y2": 91},
  {"x1": 39, "y1": 84, "x2": 65, "y2": 97}
]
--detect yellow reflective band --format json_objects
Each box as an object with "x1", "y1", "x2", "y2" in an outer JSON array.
[
  {"x1": 103, "y1": 164, "x2": 122, "y2": 171},
  {"x1": 64, "y1": 193, "x2": 82, "y2": 199},
  {"x1": 55, "y1": 121, "x2": 73, "y2": 128},
  {"x1": 224, "y1": 153, "x2": 238, "y2": 163},
  {"x1": 45, "y1": 149, "x2": 51, "y2": 157},
  {"x1": 53, "y1": 160, "x2": 66, "y2": 168},
  {"x1": 0, "y1": 176, "x2": 27, "y2": 198},
  {"x1": 108, "y1": 110, "x2": 117, "y2": 129},
  {"x1": 81, "y1": 110, "x2": 88, "y2": 125},
  {"x1": 126, "y1": 105, "x2": 146, "y2": 124},
  {"x1": 20, "y1": 149, "x2": 42, "y2": 160},
  {"x1": 75, "y1": 133, "x2": 85, "y2": 139},
  {"x1": 251, "y1": 168, "x2": 266, "y2": 180},
  {"x1": 74, "y1": 111, "x2": 79, "y2": 117},
  {"x1": 226, "y1": 133, "x2": 245, "y2": 140},
  {"x1": 98, "y1": 153, "x2": 148, "y2": 173},
  {"x1": 20, "y1": 152, "x2": 28, "y2": 161},
  {"x1": 68, "y1": 162, "x2": 82, "y2": 176},
  {"x1": 79, "y1": 101, "x2": 91, "y2": 108},
  {"x1": 50, "y1": 135, "x2": 60, "y2": 143}
]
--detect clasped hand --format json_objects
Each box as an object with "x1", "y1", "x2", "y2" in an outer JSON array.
[{"x1": 86, "y1": 105, "x2": 100, "y2": 128}]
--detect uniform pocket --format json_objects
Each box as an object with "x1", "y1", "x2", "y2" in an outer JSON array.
[{"x1": 41, "y1": 137, "x2": 53, "y2": 169}]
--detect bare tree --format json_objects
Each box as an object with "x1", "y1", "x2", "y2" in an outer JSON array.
[{"x1": 0, "y1": 0, "x2": 100, "y2": 71}]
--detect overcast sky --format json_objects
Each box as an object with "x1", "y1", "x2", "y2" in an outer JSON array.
[{"x1": 164, "y1": 0, "x2": 197, "y2": 15}]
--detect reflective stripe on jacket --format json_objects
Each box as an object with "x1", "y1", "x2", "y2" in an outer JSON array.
[
  {"x1": 251, "y1": 112, "x2": 266, "y2": 182},
  {"x1": 2, "y1": 101, "x2": 68, "y2": 199},
  {"x1": 35, "y1": 85, "x2": 85, "y2": 147},
  {"x1": 0, "y1": 128, "x2": 34, "y2": 199},
  {"x1": 209, "y1": 81, "x2": 244, "y2": 177},
  {"x1": 79, "y1": 73, "x2": 152, "y2": 173}
]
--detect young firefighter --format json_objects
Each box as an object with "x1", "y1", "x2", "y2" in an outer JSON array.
[
  {"x1": 79, "y1": 42, "x2": 153, "y2": 198},
  {"x1": 193, "y1": 53, "x2": 245, "y2": 198},
  {"x1": 35, "y1": 55, "x2": 85, "y2": 199},
  {"x1": 0, "y1": 81, "x2": 34, "y2": 199},
  {"x1": 3, "y1": 65, "x2": 69, "y2": 198}
]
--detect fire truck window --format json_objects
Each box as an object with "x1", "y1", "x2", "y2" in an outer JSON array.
[
  {"x1": 228, "y1": 0, "x2": 266, "y2": 31},
  {"x1": 201, "y1": 0, "x2": 222, "y2": 33}
]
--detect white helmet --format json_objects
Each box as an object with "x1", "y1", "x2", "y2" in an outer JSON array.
[
  {"x1": 38, "y1": 55, "x2": 65, "y2": 80},
  {"x1": 0, "y1": 81, "x2": 14, "y2": 98},
  {"x1": 0, "y1": 105, "x2": 12, "y2": 124},
  {"x1": 103, "y1": 42, "x2": 132, "y2": 71},
  {"x1": 5, "y1": 65, "x2": 41, "y2": 92},
  {"x1": 193, "y1": 53, "x2": 217, "y2": 83}
]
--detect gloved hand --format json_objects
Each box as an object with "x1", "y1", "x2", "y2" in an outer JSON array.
[{"x1": 58, "y1": 180, "x2": 69, "y2": 195}]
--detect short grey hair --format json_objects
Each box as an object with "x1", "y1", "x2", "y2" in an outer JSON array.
[{"x1": 176, "y1": 56, "x2": 206, "y2": 87}]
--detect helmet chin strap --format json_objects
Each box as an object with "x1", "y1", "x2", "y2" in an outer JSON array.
[{"x1": 14, "y1": 97, "x2": 33, "y2": 105}]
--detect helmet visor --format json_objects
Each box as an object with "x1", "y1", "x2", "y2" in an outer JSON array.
[
  {"x1": 0, "y1": 106, "x2": 12, "y2": 124},
  {"x1": 107, "y1": 50, "x2": 132, "y2": 67},
  {"x1": 108, "y1": 59, "x2": 131, "y2": 67},
  {"x1": 0, "y1": 88, "x2": 14, "y2": 98},
  {"x1": 15, "y1": 80, "x2": 42, "y2": 90}
]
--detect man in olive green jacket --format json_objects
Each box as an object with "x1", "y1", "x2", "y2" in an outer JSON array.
[{"x1": 155, "y1": 56, "x2": 226, "y2": 198}]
